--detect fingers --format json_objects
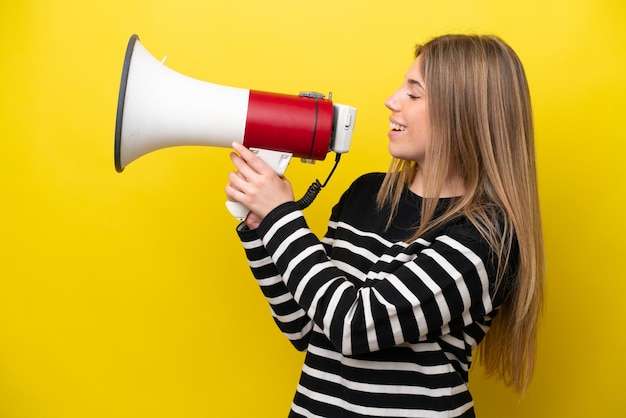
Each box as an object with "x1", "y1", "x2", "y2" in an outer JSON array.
[
  {"x1": 226, "y1": 142, "x2": 295, "y2": 219},
  {"x1": 229, "y1": 151, "x2": 252, "y2": 180},
  {"x1": 228, "y1": 142, "x2": 276, "y2": 193},
  {"x1": 244, "y1": 211, "x2": 262, "y2": 229},
  {"x1": 226, "y1": 147, "x2": 261, "y2": 207},
  {"x1": 231, "y1": 142, "x2": 273, "y2": 176}
]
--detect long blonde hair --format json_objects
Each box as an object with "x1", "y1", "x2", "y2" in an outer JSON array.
[{"x1": 377, "y1": 34, "x2": 545, "y2": 393}]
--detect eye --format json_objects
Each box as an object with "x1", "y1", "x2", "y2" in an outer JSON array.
[{"x1": 407, "y1": 93, "x2": 421, "y2": 100}]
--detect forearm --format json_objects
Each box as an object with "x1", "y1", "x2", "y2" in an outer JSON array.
[{"x1": 237, "y1": 222, "x2": 312, "y2": 350}]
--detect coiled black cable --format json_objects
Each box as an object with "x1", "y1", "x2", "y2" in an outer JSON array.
[{"x1": 296, "y1": 153, "x2": 342, "y2": 210}]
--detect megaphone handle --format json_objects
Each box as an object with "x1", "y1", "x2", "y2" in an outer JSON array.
[
  {"x1": 225, "y1": 148, "x2": 293, "y2": 221},
  {"x1": 225, "y1": 201, "x2": 251, "y2": 221}
]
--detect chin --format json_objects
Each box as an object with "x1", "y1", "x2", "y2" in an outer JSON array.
[{"x1": 388, "y1": 143, "x2": 412, "y2": 161}]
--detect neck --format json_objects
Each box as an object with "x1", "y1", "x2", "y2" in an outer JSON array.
[{"x1": 410, "y1": 168, "x2": 466, "y2": 198}]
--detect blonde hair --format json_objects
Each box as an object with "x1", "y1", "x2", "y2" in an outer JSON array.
[{"x1": 377, "y1": 34, "x2": 545, "y2": 393}]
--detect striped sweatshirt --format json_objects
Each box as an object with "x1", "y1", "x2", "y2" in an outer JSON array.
[{"x1": 237, "y1": 173, "x2": 514, "y2": 418}]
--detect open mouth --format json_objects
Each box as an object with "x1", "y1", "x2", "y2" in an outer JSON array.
[{"x1": 390, "y1": 122, "x2": 406, "y2": 131}]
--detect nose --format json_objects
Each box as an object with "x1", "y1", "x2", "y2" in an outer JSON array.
[{"x1": 385, "y1": 89, "x2": 401, "y2": 111}]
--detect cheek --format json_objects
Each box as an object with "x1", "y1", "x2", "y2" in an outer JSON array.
[
  {"x1": 408, "y1": 125, "x2": 429, "y2": 146},
  {"x1": 413, "y1": 112, "x2": 431, "y2": 143},
  {"x1": 405, "y1": 127, "x2": 429, "y2": 161}
]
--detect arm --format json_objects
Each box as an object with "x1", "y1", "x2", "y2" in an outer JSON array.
[
  {"x1": 237, "y1": 223, "x2": 313, "y2": 351},
  {"x1": 226, "y1": 144, "x2": 498, "y2": 355},
  {"x1": 256, "y1": 202, "x2": 497, "y2": 356}
]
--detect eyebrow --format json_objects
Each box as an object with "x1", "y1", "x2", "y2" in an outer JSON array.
[{"x1": 408, "y1": 79, "x2": 425, "y2": 90}]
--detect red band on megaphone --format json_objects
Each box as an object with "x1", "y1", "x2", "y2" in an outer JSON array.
[{"x1": 243, "y1": 91, "x2": 333, "y2": 160}]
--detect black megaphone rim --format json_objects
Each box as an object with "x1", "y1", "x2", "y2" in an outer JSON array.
[{"x1": 114, "y1": 34, "x2": 139, "y2": 173}]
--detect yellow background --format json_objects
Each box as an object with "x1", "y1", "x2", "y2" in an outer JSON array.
[{"x1": 1, "y1": 0, "x2": 625, "y2": 417}]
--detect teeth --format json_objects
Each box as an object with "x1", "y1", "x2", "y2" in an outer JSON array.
[{"x1": 390, "y1": 122, "x2": 406, "y2": 131}]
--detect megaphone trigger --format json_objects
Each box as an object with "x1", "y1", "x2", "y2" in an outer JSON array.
[{"x1": 249, "y1": 148, "x2": 293, "y2": 177}]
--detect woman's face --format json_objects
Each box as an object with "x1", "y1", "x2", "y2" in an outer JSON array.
[{"x1": 384, "y1": 57, "x2": 430, "y2": 165}]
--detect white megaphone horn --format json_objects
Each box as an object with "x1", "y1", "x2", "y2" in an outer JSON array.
[{"x1": 114, "y1": 34, "x2": 357, "y2": 220}]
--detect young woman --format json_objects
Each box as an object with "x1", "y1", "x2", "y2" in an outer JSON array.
[{"x1": 226, "y1": 34, "x2": 545, "y2": 418}]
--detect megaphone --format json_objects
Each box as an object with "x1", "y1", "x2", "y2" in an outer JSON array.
[{"x1": 114, "y1": 34, "x2": 356, "y2": 220}]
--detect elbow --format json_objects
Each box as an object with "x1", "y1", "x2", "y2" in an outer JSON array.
[
  {"x1": 291, "y1": 339, "x2": 310, "y2": 352},
  {"x1": 277, "y1": 318, "x2": 313, "y2": 351}
]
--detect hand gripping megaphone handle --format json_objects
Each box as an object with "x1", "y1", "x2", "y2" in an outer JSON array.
[{"x1": 226, "y1": 148, "x2": 293, "y2": 221}]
